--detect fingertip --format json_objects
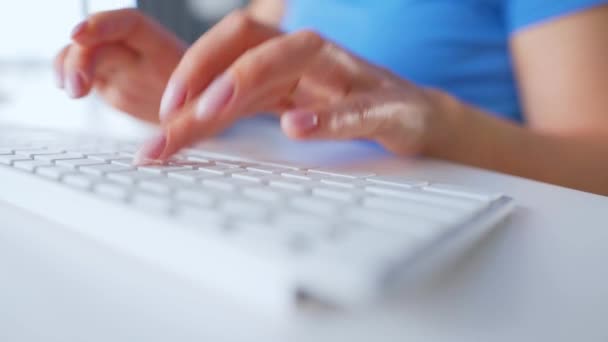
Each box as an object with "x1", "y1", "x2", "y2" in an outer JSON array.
[
  {"x1": 133, "y1": 132, "x2": 167, "y2": 165},
  {"x1": 281, "y1": 110, "x2": 319, "y2": 136},
  {"x1": 65, "y1": 71, "x2": 87, "y2": 98},
  {"x1": 71, "y1": 20, "x2": 89, "y2": 39},
  {"x1": 53, "y1": 67, "x2": 65, "y2": 89}
]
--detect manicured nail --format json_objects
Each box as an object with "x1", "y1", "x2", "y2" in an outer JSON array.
[
  {"x1": 65, "y1": 71, "x2": 84, "y2": 98},
  {"x1": 159, "y1": 79, "x2": 186, "y2": 122},
  {"x1": 71, "y1": 20, "x2": 88, "y2": 38},
  {"x1": 133, "y1": 133, "x2": 167, "y2": 165},
  {"x1": 54, "y1": 67, "x2": 65, "y2": 89},
  {"x1": 195, "y1": 72, "x2": 234, "y2": 121},
  {"x1": 283, "y1": 110, "x2": 319, "y2": 132}
]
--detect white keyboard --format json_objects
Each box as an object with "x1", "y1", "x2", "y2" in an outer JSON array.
[{"x1": 0, "y1": 126, "x2": 513, "y2": 310}]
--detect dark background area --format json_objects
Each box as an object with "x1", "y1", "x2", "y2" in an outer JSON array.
[{"x1": 137, "y1": 0, "x2": 248, "y2": 43}]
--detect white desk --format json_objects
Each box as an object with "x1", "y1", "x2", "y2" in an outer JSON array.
[{"x1": 1, "y1": 68, "x2": 607, "y2": 342}]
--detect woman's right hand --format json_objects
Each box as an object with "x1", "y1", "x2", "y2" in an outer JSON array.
[{"x1": 54, "y1": 9, "x2": 187, "y2": 123}]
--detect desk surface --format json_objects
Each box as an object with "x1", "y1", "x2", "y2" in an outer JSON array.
[{"x1": 1, "y1": 68, "x2": 607, "y2": 342}]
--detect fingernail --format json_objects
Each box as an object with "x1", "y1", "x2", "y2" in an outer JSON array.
[
  {"x1": 65, "y1": 71, "x2": 84, "y2": 98},
  {"x1": 133, "y1": 133, "x2": 167, "y2": 165},
  {"x1": 159, "y1": 79, "x2": 186, "y2": 122},
  {"x1": 71, "y1": 20, "x2": 88, "y2": 38},
  {"x1": 54, "y1": 67, "x2": 65, "y2": 89},
  {"x1": 195, "y1": 72, "x2": 234, "y2": 121},
  {"x1": 283, "y1": 110, "x2": 319, "y2": 132}
]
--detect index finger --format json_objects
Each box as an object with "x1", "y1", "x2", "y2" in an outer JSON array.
[{"x1": 158, "y1": 10, "x2": 280, "y2": 121}]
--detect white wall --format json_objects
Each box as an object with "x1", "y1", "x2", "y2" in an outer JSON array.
[{"x1": 0, "y1": 0, "x2": 135, "y2": 61}]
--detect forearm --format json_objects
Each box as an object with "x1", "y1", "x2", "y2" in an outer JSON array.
[
  {"x1": 247, "y1": 0, "x2": 284, "y2": 27},
  {"x1": 426, "y1": 91, "x2": 608, "y2": 195}
]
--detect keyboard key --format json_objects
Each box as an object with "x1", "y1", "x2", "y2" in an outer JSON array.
[
  {"x1": 0, "y1": 154, "x2": 31, "y2": 165},
  {"x1": 55, "y1": 159, "x2": 106, "y2": 169},
  {"x1": 308, "y1": 169, "x2": 376, "y2": 179},
  {"x1": 245, "y1": 165, "x2": 289, "y2": 174},
  {"x1": 202, "y1": 177, "x2": 255, "y2": 192},
  {"x1": 273, "y1": 212, "x2": 328, "y2": 227},
  {"x1": 131, "y1": 192, "x2": 173, "y2": 213},
  {"x1": 80, "y1": 163, "x2": 134, "y2": 176},
  {"x1": 13, "y1": 160, "x2": 53, "y2": 172},
  {"x1": 242, "y1": 187, "x2": 284, "y2": 202},
  {"x1": 268, "y1": 178, "x2": 314, "y2": 193},
  {"x1": 175, "y1": 189, "x2": 216, "y2": 208},
  {"x1": 110, "y1": 158, "x2": 135, "y2": 167},
  {"x1": 196, "y1": 165, "x2": 246, "y2": 176},
  {"x1": 175, "y1": 205, "x2": 227, "y2": 229},
  {"x1": 138, "y1": 165, "x2": 193, "y2": 175},
  {"x1": 14, "y1": 148, "x2": 65, "y2": 157},
  {"x1": 34, "y1": 153, "x2": 84, "y2": 162},
  {"x1": 290, "y1": 196, "x2": 342, "y2": 216},
  {"x1": 167, "y1": 170, "x2": 223, "y2": 182},
  {"x1": 312, "y1": 187, "x2": 362, "y2": 202},
  {"x1": 36, "y1": 166, "x2": 76, "y2": 180},
  {"x1": 86, "y1": 153, "x2": 124, "y2": 162},
  {"x1": 138, "y1": 178, "x2": 187, "y2": 195},
  {"x1": 366, "y1": 176, "x2": 428, "y2": 188},
  {"x1": 255, "y1": 160, "x2": 304, "y2": 170},
  {"x1": 94, "y1": 182, "x2": 131, "y2": 200},
  {"x1": 231, "y1": 172, "x2": 269, "y2": 183},
  {"x1": 183, "y1": 155, "x2": 211, "y2": 163},
  {"x1": 220, "y1": 199, "x2": 269, "y2": 220},
  {"x1": 107, "y1": 171, "x2": 160, "y2": 185},
  {"x1": 423, "y1": 183, "x2": 500, "y2": 201},
  {"x1": 319, "y1": 177, "x2": 369, "y2": 188},
  {"x1": 63, "y1": 174, "x2": 99, "y2": 190},
  {"x1": 280, "y1": 171, "x2": 322, "y2": 181},
  {"x1": 213, "y1": 159, "x2": 249, "y2": 168}
]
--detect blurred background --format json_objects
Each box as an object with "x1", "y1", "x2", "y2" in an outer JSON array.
[
  {"x1": 0, "y1": 0, "x2": 247, "y2": 138},
  {"x1": 0, "y1": 0, "x2": 249, "y2": 61}
]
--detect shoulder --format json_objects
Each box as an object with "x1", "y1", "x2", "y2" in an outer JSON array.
[{"x1": 506, "y1": 0, "x2": 608, "y2": 34}]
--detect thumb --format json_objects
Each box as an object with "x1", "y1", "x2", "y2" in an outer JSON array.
[{"x1": 280, "y1": 94, "x2": 429, "y2": 156}]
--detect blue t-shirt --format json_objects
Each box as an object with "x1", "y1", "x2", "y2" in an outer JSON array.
[{"x1": 282, "y1": 0, "x2": 607, "y2": 123}]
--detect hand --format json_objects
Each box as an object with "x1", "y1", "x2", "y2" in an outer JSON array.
[
  {"x1": 54, "y1": 9, "x2": 187, "y2": 123},
  {"x1": 135, "y1": 11, "x2": 450, "y2": 164}
]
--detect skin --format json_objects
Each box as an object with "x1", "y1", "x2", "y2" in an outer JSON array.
[{"x1": 55, "y1": 3, "x2": 608, "y2": 195}]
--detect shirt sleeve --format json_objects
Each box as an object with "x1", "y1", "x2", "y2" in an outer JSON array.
[{"x1": 507, "y1": 0, "x2": 608, "y2": 34}]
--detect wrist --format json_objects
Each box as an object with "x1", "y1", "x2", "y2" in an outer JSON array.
[{"x1": 419, "y1": 87, "x2": 468, "y2": 159}]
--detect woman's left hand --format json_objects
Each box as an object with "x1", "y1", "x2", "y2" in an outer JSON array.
[{"x1": 135, "y1": 10, "x2": 452, "y2": 163}]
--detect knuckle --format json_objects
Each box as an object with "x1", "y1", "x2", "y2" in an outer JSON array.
[
  {"x1": 294, "y1": 30, "x2": 324, "y2": 48},
  {"x1": 104, "y1": 87, "x2": 134, "y2": 111},
  {"x1": 234, "y1": 50, "x2": 269, "y2": 80},
  {"x1": 224, "y1": 10, "x2": 253, "y2": 33}
]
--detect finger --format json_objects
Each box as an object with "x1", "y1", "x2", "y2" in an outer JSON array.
[
  {"x1": 71, "y1": 8, "x2": 185, "y2": 57},
  {"x1": 221, "y1": 30, "x2": 326, "y2": 115},
  {"x1": 280, "y1": 94, "x2": 428, "y2": 156},
  {"x1": 90, "y1": 44, "x2": 139, "y2": 79},
  {"x1": 53, "y1": 45, "x2": 70, "y2": 89},
  {"x1": 137, "y1": 30, "x2": 324, "y2": 162},
  {"x1": 132, "y1": 101, "x2": 231, "y2": 165},
  {"x1": 63, "y1": 43, "x2": 138, "y2": 99},
  {"x1": 139, "y1": 30, "x2": 366, "y2": 162},
  {"x1": 62, "y1": 44, "x2": 93, "y2": 98},
  {"x1": 158, "y1": 10, "x2": 280, "y2": 122}
]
